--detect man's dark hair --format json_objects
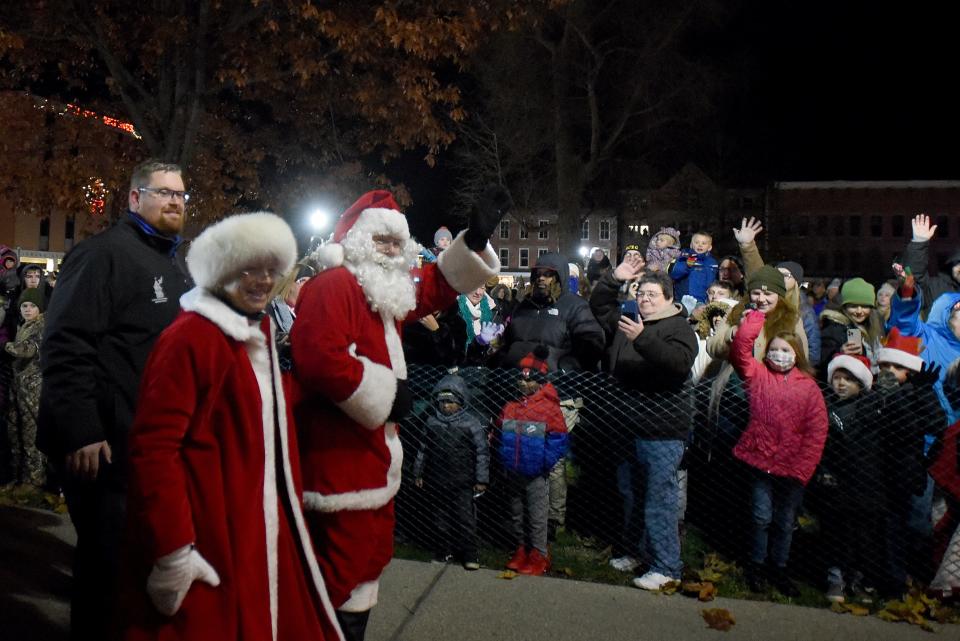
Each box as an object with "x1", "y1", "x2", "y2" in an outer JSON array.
[
  {"x1": 130, "y1": 159, "x2": 182, "y2": 191},
  {"x1": 637, "y1": 271, "x2": 674, "y2": 301}
]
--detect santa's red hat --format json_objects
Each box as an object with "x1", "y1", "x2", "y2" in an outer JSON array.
[
  {"x1": 827, "y1": 353, "x2": 873, "y2": 390},
  {"x1": 333, "y1": 190, "x2": 407, "y2": 243},
  {"x1": 877, "y1": 327, "x2": 924, "y2": 373}
]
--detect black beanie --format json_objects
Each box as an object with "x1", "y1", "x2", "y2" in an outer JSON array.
[{"x1": 18, "y1": 287, "x2": 44, "y2": 312}]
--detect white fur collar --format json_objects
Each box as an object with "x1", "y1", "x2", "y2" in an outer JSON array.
[{"x1": 180, "y1": 287, "x2": 265, "y2": 343}]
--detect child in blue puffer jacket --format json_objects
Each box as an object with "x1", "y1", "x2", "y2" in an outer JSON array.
[{"x1": 496, "y1": 346, "x2": 568, "y2": 576}]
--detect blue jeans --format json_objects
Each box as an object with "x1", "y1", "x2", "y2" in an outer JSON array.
[
  {"x1": 634, "y1": 439, "x2": 685, "y2": 578},
  {"x1": 749, "y1": 470, "x2": 805, "y2": 568}
]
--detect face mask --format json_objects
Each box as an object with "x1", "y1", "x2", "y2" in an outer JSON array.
[
  {"x1": 876, "y1": 369, "x2": 900, "y2": 390},
  {"x1": 766, "y1": 351, "x2": 796, "y2": 372}
]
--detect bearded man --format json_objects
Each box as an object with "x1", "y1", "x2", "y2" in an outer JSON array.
[{"x1": 290, "y1": 188, "x2": 506, "y2": 641}]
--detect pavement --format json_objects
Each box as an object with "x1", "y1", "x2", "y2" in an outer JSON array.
[{"x1": 1, "y1": 502, "x2": 955, "y2": 641}]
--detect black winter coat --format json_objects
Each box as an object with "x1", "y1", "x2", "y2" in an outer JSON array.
[
  {"x1": 413, "y1": 375, "x2": 490, "y2": 487},
  {"x1": 590, "y1": 271, "x2": 698, "y2": 439},
  {"x1": 38, "y1": 215, "x2": 191, "y2": 483}
]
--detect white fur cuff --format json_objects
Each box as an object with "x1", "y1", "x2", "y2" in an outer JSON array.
[
  {"x1": 341, "y1": 580, "x2": 380, "y2": 612},
  {"x1": 336, "y1": 355, "x2": 397, "y2": 430},
  {"x1": 437, "y1": 230, "x2": 500, "y2": 293}
]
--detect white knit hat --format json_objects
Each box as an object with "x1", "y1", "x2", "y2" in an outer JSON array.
[
  {"x1": 187, "y1": 212, "x2": 297, "y2": 289},
  {"x1": 827, "y1": 354, "x2": 873, "y2": 391}
]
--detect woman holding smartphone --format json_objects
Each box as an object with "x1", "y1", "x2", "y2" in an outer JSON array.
[{"x1": 818, "y1": 278, "x2": 885, "y2": 377}]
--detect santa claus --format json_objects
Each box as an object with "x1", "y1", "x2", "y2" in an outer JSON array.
[{"x1": 291, "y1": 188, "x2": 507, "y2": 640}]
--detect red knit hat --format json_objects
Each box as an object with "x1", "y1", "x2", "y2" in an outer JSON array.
[
  {"x1": 877, "y1": 327, "x2": 924, "y2": 373},
  {"x1": 827, "y1": 354, "x2": 873, "y2": 390},
  {"x1": 333, "y1": 190, "x2": 404, "y2": 242},
  {"x1": 518, "y1": 346, "x2": 550, "y2": 380}
]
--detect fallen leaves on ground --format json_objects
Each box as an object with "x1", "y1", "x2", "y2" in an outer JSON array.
[
  {"x1": 876, "y1": 589, "x2": 941, "y2": 632},
  {"x1": 682, "y1": 581, "x2": 717, "y2": 602},
  {"x1": 830, "y1": 602, "x2": 869, "y2": 616},
  {"x1": 497, "y1": 570, "x2": 518, "y2": 580},
  {"x1": 660, "y1": 580, "x2": 681, "y2": 595},
  {"x1": 702, "y1": 608, "x2": 735, "y2": 631}
]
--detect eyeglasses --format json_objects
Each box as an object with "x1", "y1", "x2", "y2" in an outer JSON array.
[
  {"x1": 636, "y1": 290, "x2": 662, "y2": 300},
  {"x1": 138, "y1": 187, "x2": 190, "y2": 203},
  {"x1": 239, "y1": 267, "x2": 282, "y2": 281}
]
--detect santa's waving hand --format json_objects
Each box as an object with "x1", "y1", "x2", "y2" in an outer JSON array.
[{"x1": 291, "y1": 187, "x2": 507, "y2": 641}]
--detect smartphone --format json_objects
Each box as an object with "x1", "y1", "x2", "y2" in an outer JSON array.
[
  {"x1": 621, "y1": 300, "x2": 639, "y2": 322},
  {"x1": 846, "y1": 327, "x2": 862, "y2": 347}
]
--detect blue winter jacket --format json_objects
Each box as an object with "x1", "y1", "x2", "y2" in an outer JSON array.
[
  {"x1": 497, "y1": 382, "x2": 568, "y2": 477},
  {"x1": 888, "y1": 290, "x2": 960, "y2": 425},
  {"x1": 669, "y1": 251, "x2": 719, "y2": 304}
]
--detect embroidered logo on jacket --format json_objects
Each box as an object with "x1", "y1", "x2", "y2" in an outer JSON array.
[{"x1": 152, "y1": 276, "x2": 167, "y2": 304}]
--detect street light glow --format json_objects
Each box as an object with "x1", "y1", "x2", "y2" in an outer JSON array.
[
  {"x1": 578, "y1": 246, "x2": 589, "y2": 258},
  {"x1": 309, "y1": 208, "x2": 329, "y2": 231}
]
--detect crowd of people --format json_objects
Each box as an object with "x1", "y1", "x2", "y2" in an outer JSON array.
[
  {"x1": 396, "y1": 215, "x2": 960, "y2": 605},
  {"x1": 2, "y1": 155, "x2": 960, "y2": 640}
]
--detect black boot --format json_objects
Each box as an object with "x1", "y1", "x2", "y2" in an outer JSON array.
[
  {"x1": 336, "y1": 609, "x2": 371, "y2": 641},
  {"x1": 745, "y1": 561, "x2": 768, "y2": 593},
  {"x1": 770, "y1": 566, "x2": 800, "y2": 598}
]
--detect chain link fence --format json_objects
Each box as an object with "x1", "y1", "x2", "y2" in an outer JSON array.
[{"x1": 395, "y1": 363, "x2": 960, "y2": 609}]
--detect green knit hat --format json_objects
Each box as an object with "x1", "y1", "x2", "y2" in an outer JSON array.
[
  {"x1": 841, "y1": 277, "x2": 875, "y2": 307},
  {"x1": 746, "y1": 264, "x2": 786, "y2": 297},
  {"x1": 17, "y1": 287, "x2": 44, "y2": 312}
]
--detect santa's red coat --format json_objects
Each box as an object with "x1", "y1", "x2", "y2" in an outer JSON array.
[
  {"x1": 292, "y1": 232, "x2": 499, "y2": 610},
  {"x1": 123, "y1": 289, "x2": 342, "y2": 641}
]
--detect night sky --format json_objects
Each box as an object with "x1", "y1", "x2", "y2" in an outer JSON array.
[{"x1": 399, "y1": 0, "x2": 958, "y2": 239}]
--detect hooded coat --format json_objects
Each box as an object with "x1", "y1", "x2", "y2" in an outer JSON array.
[
  {"x1": 589, "y1": 270, "x2": 697, "y2": 439},
  {"x1": 889, "y1": 290, "x2": 960, "y2": 424},
  {"x1": 500, "y1": 253, "x2": 605, "y2": 371},
  {"x1": 645, "y1": 227, "x2": 681, "y2": 274},
  {"x1": 412, "y1": 375, "x2": 489, "y2": 487},
  {"x1": 901, "y1": 242, "x2": 960, "y2": 316}
]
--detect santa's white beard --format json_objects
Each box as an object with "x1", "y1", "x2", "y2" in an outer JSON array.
[{"x1": 341, "y1": 231, "x2": 419, "y2": 320}]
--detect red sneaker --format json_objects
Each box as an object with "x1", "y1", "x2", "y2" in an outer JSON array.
[
  {"x1": 519, "y1": 548, "x2": 550, "y2": 576},
  {"x1": 506, "y1": 546, "x2": 528, "y2": 571}
]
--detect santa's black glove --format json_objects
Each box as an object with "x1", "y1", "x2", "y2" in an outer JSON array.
[
  {"x1": 389, "y1": 379, "x2": 413, "y2": 422},
  {"x1": 464, "y1": 185, "x2": 513, "y2": 251}
]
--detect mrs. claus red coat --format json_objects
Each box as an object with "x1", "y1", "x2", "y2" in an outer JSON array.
[{"x1": 123, "y1": 289, "x2": 342, "y2": 641}]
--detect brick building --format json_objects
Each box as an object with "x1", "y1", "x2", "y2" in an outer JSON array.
[
  {"x1": 490, "y1": 210, "x2": 618, "y2": 272},
  {"x1": 619, "y1": 164, "x2": 765, "y2": 257},
  {"x1": 765, "y1": 181, "x2": 960, "y2": 284}
]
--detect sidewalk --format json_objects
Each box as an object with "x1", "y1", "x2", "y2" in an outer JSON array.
[{"x1": 0, "y1": 503, "x2": 954, "y2": 640}]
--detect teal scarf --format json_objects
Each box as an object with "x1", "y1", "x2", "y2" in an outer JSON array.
[{"x1": 458, "y1": 294, "x2": 492, "y2": 347}]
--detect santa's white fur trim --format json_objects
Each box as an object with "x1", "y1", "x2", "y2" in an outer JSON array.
[
  {"x1": 269, "y1": 331, "x2": 345, "y2": 641},
  {"x1": 353, "y1": 207, "x2": 410, "y2": 240},
  {"x1": 382, "y1": 314, "x2": 407, "y2": 379},
  {"x1": 827, "y1": 354, "x2": 874, "y2": 390},
  {"x1": 243, "y1": 327, "x2": 280, "y2": 641},
  {"x1": 310, "y1": 242, "x2": 345, "y2": 271},
  {"x1": 877, "y1": 348, "x2": 924, "y2": 373},
  {"x1": 180, "y1": 288, "x2": 260, "y2": 342},
  {"x1": 186, "y1": 212, "x2": 297, "y2": 289},
  {"x1": 302, "y1": 422, "x2": 404, "y2": 512},
  {"x1": 341, "y1": 580, "x2": 380, "y2": 613},
  {"x1": 437, "y1": 230, "x2": 500, "y2": 293},
  {"x1": 336, "y1": 354, "x2": 397, "y2": 430}
]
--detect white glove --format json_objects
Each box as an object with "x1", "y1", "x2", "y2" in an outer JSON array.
[
  {"x1": 680, "y1": 295, "x2": 698, "y2": 314},
  {"x1": 146, "y1": 544, "x2": 221, "y2": 616}
]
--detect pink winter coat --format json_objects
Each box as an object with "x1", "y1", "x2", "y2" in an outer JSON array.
[{"x1": 729, "y1": 310, "x2": 828, "y2": 485}]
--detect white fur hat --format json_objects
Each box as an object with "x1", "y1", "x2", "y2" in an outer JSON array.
[
  {"x1": 827, "y1": 354, "x2": 874, "y2": 391},
  {"x1": 187, "y1": 212, "x2": 297, "y2": 289}
]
